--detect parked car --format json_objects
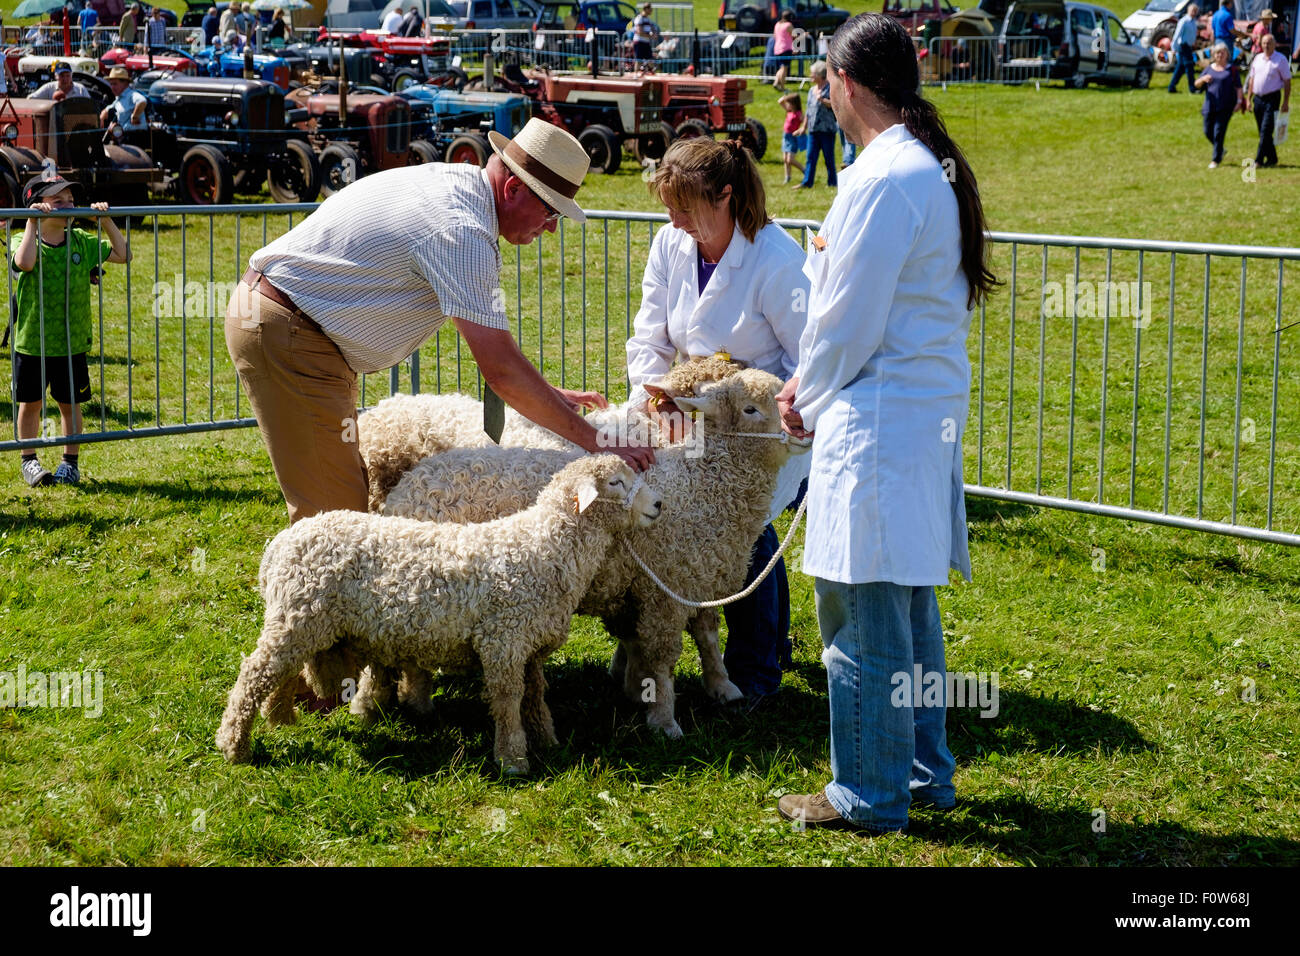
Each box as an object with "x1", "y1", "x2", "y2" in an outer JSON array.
[
  {"x1": 716, "y1": 0, "x2": 851, "y2": 42},
  {"x1": 325, "y1": 0, "x2": 462, "y2": 32},
  {"x1": 1000, "y1": 0, "x2": 1155, "y2": 88},
  {"x1": 532, "y1": 0, "x2": 637, "y2": 33},
  {"x1": 880, "y1": 0, "x2": 963, "y2": 36},
  {"x1": 447, "y1": 0, "x2": 539, "y2": 30}
]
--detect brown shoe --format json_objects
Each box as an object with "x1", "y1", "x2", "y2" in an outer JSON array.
[{"x1": 777, "y1": 790, "x2": 852, "y2": 830}]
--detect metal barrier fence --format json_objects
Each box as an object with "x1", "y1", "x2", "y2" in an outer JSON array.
[
  {"x1": 3, "y1": 205, "x2": 1299, "y2": 547},
  {"x1": 923, "y1": 35, "x2": 1051, "y2": 85}
]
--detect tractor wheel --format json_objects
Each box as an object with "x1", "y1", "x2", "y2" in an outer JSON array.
[
  {"x1": 578, "y1": 124, "x2": 621, "y2": 175},
  {"x1": 740, "y1": 117, "x2": 767, "y2": 160},
  {"x1": 319, "y1": 143, "x2": 363, "y2": 197},
  {"x1": 0, "y1": 168, "x2": 19, "y2": 211},
  {"x1": 268, "y1": 139, "x2": 320, "y2": 203},
  {"x1": 179, "y1": 144, "x2": 233, "y2": 205},
  {"x1": 630, "y1": 121, "x2": 674, "y2": 163},
  {"x1": 445, "y1": 133, "x2": 490, "y2": 166},
  {"x1": 674, "y1": 117, "x2": 713, "y2": 141},
  {"x1": 391, "y1": 68, "x2": 420, "y2": 92},
  {"x1": 443, "y1": 66, "x2": 470, "y2": 91},
  {"x1": 407, "y1": 139, "x2": 439, "y2": 165},
  {"x1": 232, "y1": 163, "x2": 266, "y2": 195}
]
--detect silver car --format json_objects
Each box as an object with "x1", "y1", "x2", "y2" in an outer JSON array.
[
  {"x1": 447, "y1": 0, "x2": 539, "y2": 30},
  {"x1": 1002, "y1": 0, "x2": 1157, "y2": 88}
]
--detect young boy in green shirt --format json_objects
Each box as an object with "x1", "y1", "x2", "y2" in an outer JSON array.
[{"x1": 10, "y1": 176, "x2": 130, "y2": 486}]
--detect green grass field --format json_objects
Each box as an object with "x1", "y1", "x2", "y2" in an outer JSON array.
[{"x1": 1, "y1": 1, "x2": 1299, "y2": 867}]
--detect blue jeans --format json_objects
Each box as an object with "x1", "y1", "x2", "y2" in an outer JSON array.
[
  {"x1": 1168, "y1": 42, "x2": 1196, "y2": 92},
  {"x1": 801, "y1": 130, "x2": 837, "y2": 187},
  {"x1": 815, "y1": 579, "x2": 955, "y2": 832},
  {"x1": 1203, "y1": 106, "x2": 1233, "y2": 163},
  {"x1": 722, "y1": 524, "x2": 791, "y2": 698}
]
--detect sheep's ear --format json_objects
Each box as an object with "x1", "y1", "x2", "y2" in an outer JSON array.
[
  {"x1": 574, "y1": 481, "x2": 599, "y2": 514},
  {"x1": 670, "y1": 392, "x2": 714, "y2": 417}
]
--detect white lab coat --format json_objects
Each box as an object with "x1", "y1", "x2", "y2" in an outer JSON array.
[
  {"x1": 794, "y1": 123, "x2": 972, "y2": 586},
  {"x1": 627, "y1": 220, "x2": 811, "y2": 524}
]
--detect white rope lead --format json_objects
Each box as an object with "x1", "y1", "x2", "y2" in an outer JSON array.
[{"x1": 622, "y1": 493, "x2": 809, "y2": 609}]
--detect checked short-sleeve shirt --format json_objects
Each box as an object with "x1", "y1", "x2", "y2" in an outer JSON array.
[{"x1": 249, "y1": 163, "x2": 509, "y2": 374}]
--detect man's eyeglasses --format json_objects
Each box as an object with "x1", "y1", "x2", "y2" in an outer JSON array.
[{"x1": 531, "y1": 186, "x2": 562, "y2": 224}]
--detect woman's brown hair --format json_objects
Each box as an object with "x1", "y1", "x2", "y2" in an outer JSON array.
[{"x1": 649, "y1": 137, "x2": 770, "y2": 242}]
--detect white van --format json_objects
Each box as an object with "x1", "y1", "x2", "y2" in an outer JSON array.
[{"x1": 1001, "y1": 0, "x2": 1156, "y2": 87}]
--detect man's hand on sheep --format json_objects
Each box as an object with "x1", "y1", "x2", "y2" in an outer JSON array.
[{"x1": 776, "y1": 376, "x2": 813, "y2": 440}]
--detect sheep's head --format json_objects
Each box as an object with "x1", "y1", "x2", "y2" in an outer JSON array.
[
  {"x1": 671, "y1": 370, "x2": 812, "y2": 458},
  {"x1": 562, "y1": 455, "x2": 663, "y2": 529}
]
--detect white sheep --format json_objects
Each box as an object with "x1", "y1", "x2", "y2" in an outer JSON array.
[
  {"x1": 380, "y1": 369, "x2": 809, "y2": 737},
  {"x1": 215, "y1": 454, "x2": 664, "y2": 774}
]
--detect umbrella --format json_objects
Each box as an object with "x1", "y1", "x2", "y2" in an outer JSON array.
[
  {"x1": 248, "y1": 0, "x2": 314, "y2": 9},
  {"x1": 11, "y1": 0, "x2": 69, "y2": 19}
]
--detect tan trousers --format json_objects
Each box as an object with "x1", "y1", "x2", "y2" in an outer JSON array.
[{"x1": 224, "y1": 282, "x2": 369, "y2": 523}]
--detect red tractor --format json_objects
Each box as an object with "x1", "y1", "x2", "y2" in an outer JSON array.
[
  {"x1": 315, "y1": 29, "x2": 469, "y2": 92},
  {"x1": 0, "y1": 95, "x2": 161, "y2": 209},
  {"x1": 640, "y1": 73, "x2": 766, "y2": 159},
  {"x1": 285, "y1": 86, "x2": 418, "y2": 196},
  {"x1": 99, "y1": 46, "x2": 199, "y2": 78}
]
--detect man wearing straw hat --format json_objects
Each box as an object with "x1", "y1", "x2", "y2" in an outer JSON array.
[{"x1": 226, "y1": 118, "x2": 656, "y2": 525}]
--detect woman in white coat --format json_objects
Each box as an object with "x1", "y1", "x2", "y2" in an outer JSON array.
[
  {"x1": 775, "y1": 13, "x2": 997, "y2": 833},
  {"x1": 628, "y1": 137, "x2": 811, "y2": 703}
]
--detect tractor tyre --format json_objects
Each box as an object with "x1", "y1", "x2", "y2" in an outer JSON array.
[
  {"x1": 578, "y1": 123, "x2": 621, "y2": 175},
  {"x1": 445, "y1": 133, "x2": 490, "y2": 166},
  {"x1": 267, "y1": 139, "x2": 321, "y2": 203},
  {"x1": 319, "y1": 143, "x2": 363, "y2": 197},
  {"x1": 179, "y1": 144, "x2": 233, "y2": 205},
  {"x1": 407, "y1": 139, "x2": 439, "y2": 165}
]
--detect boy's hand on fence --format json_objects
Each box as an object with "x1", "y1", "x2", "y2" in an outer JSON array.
[
  {"x1": 90, "y1": 202, "x2": 112, "y2": 219},
  {"x1": 29, "y1": 202, "x2": 55, "y2": 215}
]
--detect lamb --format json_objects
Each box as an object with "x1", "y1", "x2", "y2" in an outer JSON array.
[
  {"x1": 215, "y1": 454, "x2": 664, "y2": 774},
  {"x1": 357, "y1": 356, "x2": 741, "y2": 512},
  {"x1": 379, "y1": 369, "x2": 810, "y2": 737}
]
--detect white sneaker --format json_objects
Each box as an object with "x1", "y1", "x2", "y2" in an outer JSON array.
[{"x1": 1208, "y1": 161, "x2": 1219, "y2": 168}]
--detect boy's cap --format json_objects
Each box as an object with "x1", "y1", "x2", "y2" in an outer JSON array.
[
  {"x1": 23, "y1": 176, "x2": 75, "y2": 206},
  {"x1": 53, "y1": 61, "x2": 71, "y2": 74}
]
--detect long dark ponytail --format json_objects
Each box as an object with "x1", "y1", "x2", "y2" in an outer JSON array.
[{"x1": 828, "y1": 13, "x2": 998, "y2": 308}]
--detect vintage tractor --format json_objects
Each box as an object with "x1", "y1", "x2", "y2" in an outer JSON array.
[
  {"x1": 400, "y1": 85, "x2": 530, "y2": 164},
  {"x1": 285, "y1": 85, "x2": 415, "y2": 196},
  {"x1": 0, "y1": 95, "x2": 162, "y2": 209},
  {"x1": 142, "y1": 75, "x2": 320, "y2": 205},
  {"x1": 315, "y1": 29, "x2": 469, "y2": 92},
  {"x1": 189, "y1": 48, "x2": 293, "y2": 91},
  {"x1": 99, "y1": 46, "x2": 199, "y2": 79},
  {"x1": 641, "y1": 73, "x2": 767, "y2": 159},
  {"x1": 488, "y1": 64, "x2": 672, "y2": 173},
  {"x1": 283, "y1": 42, "x2": 388, "y2": 89}
]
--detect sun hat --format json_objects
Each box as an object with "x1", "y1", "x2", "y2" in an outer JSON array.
[
  {"x1": 1260, "y1": 8, "x2": 1275, "y2": 17},
  {"x1": 107, "y1": 66, "x2": 130, "y2": 80},
  {"x1": 487, "y1": 118, "x2": 590, "y2": 224},
  {"x1": 23, "y1": 175, "x2": 75, "y2": 207}
]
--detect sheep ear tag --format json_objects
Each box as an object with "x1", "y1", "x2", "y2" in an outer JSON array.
[{"x1": 575, "y1": 484, "x2": 599, "y2": 514}]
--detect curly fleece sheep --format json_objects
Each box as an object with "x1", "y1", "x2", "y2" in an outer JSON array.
[
  {"x1": 380, "y1": 369, "x2": 808, "y2": 737},
  {"x1": 215, "y1": 455, "x2": 664, "y2": 773}
]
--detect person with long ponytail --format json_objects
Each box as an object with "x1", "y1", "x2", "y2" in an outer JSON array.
[{"x1": 775, "y1": 12, "x2": 996, "y2": 833}]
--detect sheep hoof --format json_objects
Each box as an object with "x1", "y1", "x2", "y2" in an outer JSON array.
[
  {"x1": 499, "y1": 757, "x2": 530, "y2": 777},
  {"x1": 708, "y1": 680, "x2": 745, "y2": 704},
  {"x1": 649, "y1": 718, "x2": 684, "y2": 740}
]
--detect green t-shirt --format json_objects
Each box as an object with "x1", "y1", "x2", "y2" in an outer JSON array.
[{"x1": 9, "y1": 228, "x2": 114, "y2": 358}]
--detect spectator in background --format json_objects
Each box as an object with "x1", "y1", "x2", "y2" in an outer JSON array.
[
  {"x1": 1168, "y1": 3, "x2": 1199, "y2": 93},
  {"x1": 77, "y1": 1, "x2": 98, "y2": 38},
  {"x1": 147, "y1": 6, "x2": 167, "y2": 49},
  {"x1": 120, "y1": 3, "x2": 141, "y2": 48},
  {"x1": 202, "y1": 6, "x2": 221, "y2": 45},
  {"x1": 1212, "y1": 0, "x2": 1248, "y2": 62},
  {"x1": 30, "y1": 62, "x2": 91, "y2": 100},
  {"x1": 382, "y1": 4, "x2": 404, "y2": 33},
  {"x1": 773, "y1": 10, "x2": 795, "y2": 92},
  {"x1": 268, "y1": 8, "x2": 288, "y2": 43},
  {"x1": 219, "y1": 1, "x2": 238, "y2": 39},
  {"x1": 399, "y1": 4, "x2": 423, "y2": 37},
  {"x1": 779, "y1": 91, "x2": 805, "y2": 184},
  {"x1": 1195, "y1": 41, "x2": 1244, "y2": 168},
  {"x1": 1251, "y1": 8, "x2": 1275, "y2": 54},
  {"x1": 223, "y1": 27, "x2": 246, "y2": 53},
  {"x1": 793, "y1": 60, "x2": 837, "y2": 189},
  {"x1": 1246, "y1": 32, "x2": 1291, "y2": 167},
  {"x1": 25, "y1": 23, "x2": 45, "y2": 47},
  {"x1": 234, "y1": 1, "x2": 255, "y2": 40},
  {"x1": 632, "y1": 3, "x2": 659, "y2": 66}
]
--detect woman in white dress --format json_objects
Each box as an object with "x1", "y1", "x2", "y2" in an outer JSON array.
[{"x1": 628, "y1": 137, "x2": 811, "y2": 703}]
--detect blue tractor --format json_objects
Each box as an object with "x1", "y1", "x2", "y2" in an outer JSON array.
[
  {"x1": 399, "y1": 85, "x2": 531, "y2": 165},
  {"x1": 190, "y1": 47, "x2": 294, "y2": 91}
]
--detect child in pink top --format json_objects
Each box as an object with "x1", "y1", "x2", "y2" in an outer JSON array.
[{"x1": 779, "y1": 92, "x2": 805, "y2": 183}]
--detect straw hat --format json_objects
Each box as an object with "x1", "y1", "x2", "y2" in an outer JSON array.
[
  {"x1": 487, "y1": 118, "x2": 590, "y2": 224},
  {"x1": 1260, "y1": 8, "x2": 1275, "y2": 18},
  {"x1": 107, "y1": 66, "x2": 130, "y2": 81}
]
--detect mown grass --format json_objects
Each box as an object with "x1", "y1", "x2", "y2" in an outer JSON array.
[{"x1": 2, "y1": 5, "x2": 1299, "y2": 866}]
